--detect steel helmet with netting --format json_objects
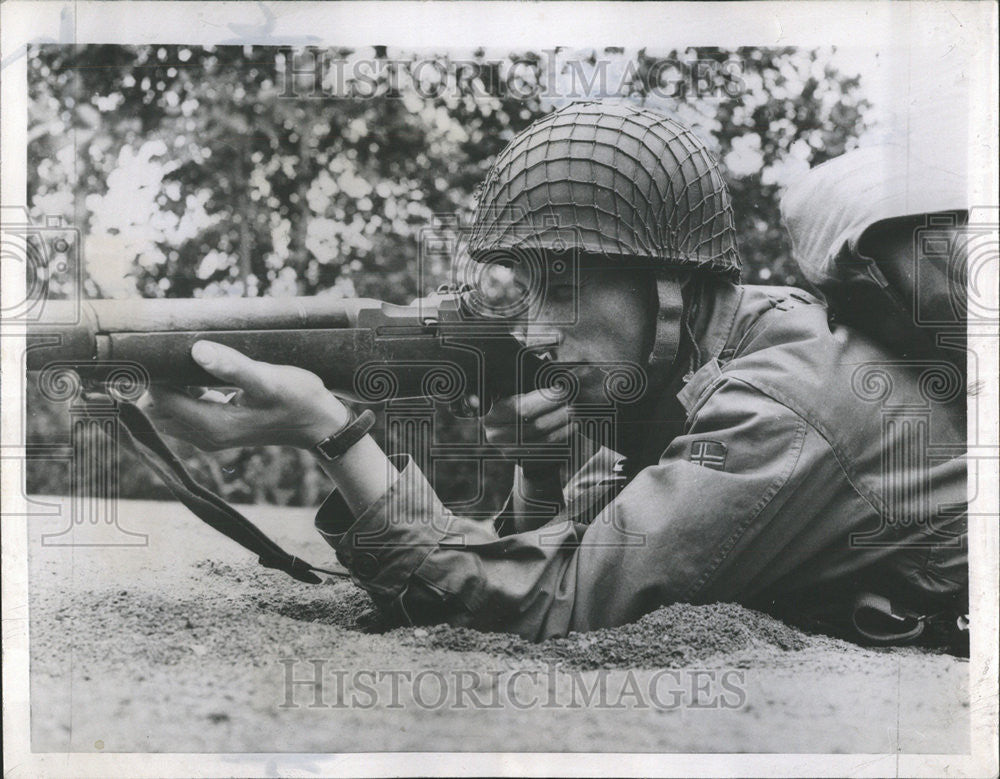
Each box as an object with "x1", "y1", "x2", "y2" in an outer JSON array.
[{"x1": 466, "y1": 101, "x2": 741, "y2": 279}]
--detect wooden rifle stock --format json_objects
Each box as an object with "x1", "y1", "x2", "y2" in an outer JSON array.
[{"x1": 26, "y1": 294, "x2": 549, "y2": 415}]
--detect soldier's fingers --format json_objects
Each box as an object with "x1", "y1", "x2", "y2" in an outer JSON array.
[
  {"x1": 529, "y1": 404, "x2": 569, "y2": 434},
  {"x1": 543, "y1": 424, "x2": 571, "y2": 444},
  {"x1": 514, "y1": 389, "x2": 568, "y2": 419},
  {"x1": 190, "y1": 341, "x2": 275, "y2": 399},
  {"x1": 147, "y1": 387, "x2": 239, "y2": 440},
  {"x1": 143, "y1": 386, "x2": 184, "y2": 419},
  {"x1": 483, "y1": 422, "x2": 516, "y2": 446},
  {"x1": 145, "y1": 404, "x2": 203, "y2": 442},
  {"x1": 485, "y1": 409, "x2": 569, "y2": 447}
]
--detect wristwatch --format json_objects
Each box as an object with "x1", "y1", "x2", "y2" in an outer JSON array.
[{"x1": 313, "y1": 409, "x2": 376, "y2": 462}]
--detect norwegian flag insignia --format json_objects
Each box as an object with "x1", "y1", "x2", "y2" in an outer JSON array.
[{"x1": 689, "y1": 440, "x2": 728, "y2": 470}]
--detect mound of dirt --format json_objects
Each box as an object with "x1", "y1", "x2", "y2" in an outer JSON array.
[
  {"x1": 36, "y1": 555, "x2": 937, "y2": 676},
  {"x1": 189, "y1": 561, "x2": 821, "y2": 670},
  {"x1": 30, "y1": 560, "x2": 377, "y2": 674},
  {"x1": 394, "y1": 601, "x2": 815, "y2": 670},
  {"x1": 26, "y1": 498, "x2": 969, "y2": 755},
  {"x1": 34, "y1": 555, "x2": 822, "y2": 673}
]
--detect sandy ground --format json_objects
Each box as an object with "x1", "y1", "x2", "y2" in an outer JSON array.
[{"x1": 25, "y1": 496, "x2": 969, "y2": 754}]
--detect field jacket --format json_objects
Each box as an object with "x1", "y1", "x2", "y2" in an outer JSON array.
[{"x1": 315, "y1": 281, "x2": 967, "y2": 641}]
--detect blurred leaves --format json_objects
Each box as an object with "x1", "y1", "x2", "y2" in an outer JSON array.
[{"x1": 26, "y1": 44, "x2": 870, "y2": 506}]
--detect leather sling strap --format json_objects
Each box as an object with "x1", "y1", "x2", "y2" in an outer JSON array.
[{"x1": 113, "y1": 401, "x2": 348, "y2": 583}]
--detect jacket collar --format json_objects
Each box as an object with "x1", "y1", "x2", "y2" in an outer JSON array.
[
  {"x1": 618, "y1": 278, "x2": 744, "y2": 469},
  {"x1": 673, "y1": 279, "x2": 744, "y2": 415},
  {"x1": 644, "y1": 277, "x2": 744, "y2": 393},
  {"x1": 691, "y1": 279, "x2": 745, "y2": 369}
]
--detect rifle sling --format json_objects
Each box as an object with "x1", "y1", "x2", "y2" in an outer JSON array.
[{"x1": 113, "y1": 401, "x2": 347, "y2": 584}]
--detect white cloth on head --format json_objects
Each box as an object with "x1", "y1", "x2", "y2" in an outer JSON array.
[{"x1": 779, "y1": 142, "x2": 969, "y2": 285}]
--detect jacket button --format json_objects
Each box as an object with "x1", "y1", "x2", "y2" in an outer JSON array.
[{"x1": 354, "y1": 552, "x2": 379, "y2": 580}]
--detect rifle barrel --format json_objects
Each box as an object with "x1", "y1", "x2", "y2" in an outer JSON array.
[{"x1": 25, "y1": 296, "x2": 540, "y2": 413}]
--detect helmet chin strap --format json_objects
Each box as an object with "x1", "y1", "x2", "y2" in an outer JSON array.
[{"x1": 644, "y1": 277, "x2": 687, "y2": 392}]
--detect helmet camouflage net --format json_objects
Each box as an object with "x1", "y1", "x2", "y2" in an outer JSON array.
[{"x1": 467, "y1": 101, "x2": 741, "y2": 279}]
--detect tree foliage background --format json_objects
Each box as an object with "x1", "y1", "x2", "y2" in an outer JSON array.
[{"x1": 26, "y1": 45, "x2": 871, "y2": 508}]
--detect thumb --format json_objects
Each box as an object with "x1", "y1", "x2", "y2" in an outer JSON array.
[{"x1": 191, "y1": 341, "x2": 272, "y2": 397}]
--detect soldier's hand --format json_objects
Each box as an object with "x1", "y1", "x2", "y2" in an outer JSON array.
[
  {"x1": 139, "y1": 340, "x2": 350, "y2": 451},
  {"x1": 482, "y1": 389, "x2": 570, "y2": 450}
]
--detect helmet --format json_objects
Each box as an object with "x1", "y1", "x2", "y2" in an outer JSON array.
[{"x1": 467, "y1": 101, "x2": 741, "y2": 279}]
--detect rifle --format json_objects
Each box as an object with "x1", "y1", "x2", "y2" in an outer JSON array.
[
  {"x1": 26, "y1": 290, "x2": 552, "y2": 583},
  {"x1": 27, "y1": 289, "x2": 550, "y2": 414}
]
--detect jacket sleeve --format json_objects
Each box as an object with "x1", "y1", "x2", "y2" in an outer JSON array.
[
  {"x1": 491, "y1": 444, "x2": 628, "y2": 536},
  {"x1": 316, "y1": 378, "x2": 839, "y2": 641}
]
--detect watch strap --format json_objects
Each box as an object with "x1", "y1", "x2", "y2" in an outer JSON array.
[{"x1": 313, "y1": 409, "x2": 376, "y2": 461}]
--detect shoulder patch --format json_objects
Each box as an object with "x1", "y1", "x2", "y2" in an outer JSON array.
[{"x1": 689, "y1": 440, "x2": 728, "y2": 470}]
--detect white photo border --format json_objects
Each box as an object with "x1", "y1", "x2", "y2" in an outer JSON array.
[{"x1": 2, "y1": 2, "x2": 997, "y2": 777}]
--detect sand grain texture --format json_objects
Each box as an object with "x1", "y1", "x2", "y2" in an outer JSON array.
[{"x1": 27, "y1": 497, "x2": 969, "y2": 754}]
